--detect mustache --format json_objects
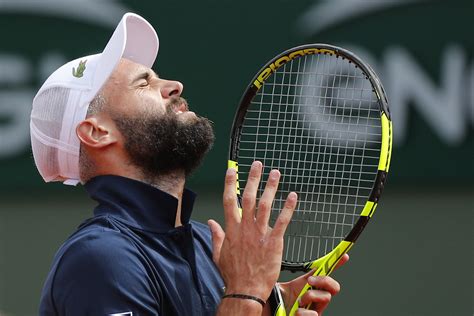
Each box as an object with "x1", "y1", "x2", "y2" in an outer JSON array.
[{"x1": 166, "y1": 96, "x2": 189, "y2": 113}]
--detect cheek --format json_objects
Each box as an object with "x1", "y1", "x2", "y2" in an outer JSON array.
[
  {"x1": 140, "y1": 93, "x2": 167, "y2": 115},
  {"x1": 120, "y1": 93, "x2": 165, "y2": 116},
  {"x1": 105, "y1": 88, "x2": 137, "y2": 115},
  {"x1": 108, "y1": 87, "x2": 168, "y2": 118}
]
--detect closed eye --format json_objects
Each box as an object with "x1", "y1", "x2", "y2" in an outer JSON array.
[
  {"x1": 132, "y1": 71, "x2": 152, "y2": 87},
  {"x1": 138, "y1": 79, "x2": 149, "y2": 87}
]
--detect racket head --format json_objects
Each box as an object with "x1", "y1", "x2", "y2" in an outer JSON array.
[{"x1": 228, "y1": 44, "x2": 392, "y2": 274}]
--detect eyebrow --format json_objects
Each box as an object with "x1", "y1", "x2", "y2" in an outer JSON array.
[{"x1": 131, "y1": 69, "x2": 159, "y2": 84}]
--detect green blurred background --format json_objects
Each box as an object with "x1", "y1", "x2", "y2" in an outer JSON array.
[{"x1": 0, "y1": 0, "x2": 472, "y2": 315}]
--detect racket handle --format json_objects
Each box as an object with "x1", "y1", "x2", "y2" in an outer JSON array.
[{"x1": 269, "y1": 285, "x2": 286, "y2": 316}]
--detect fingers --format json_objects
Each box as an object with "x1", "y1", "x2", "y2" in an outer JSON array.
[
  {"x1": 223, "y1": 167, "x2": 240, "y2": 228},
  {"x1": 255, "y1": 169, "x2": 280, "y2": 229},
  {"x1": 271, "y1": 192, "x2": 297, "y2": 237},
  {"x1": 307, "y1": 276, "x2": 340, "y2": 296},
  {"x1": 334, "y1": 254, "x2": 350, "y2": 271},
  {"x1": 208, "y1": 219, "x2": 225, "y2": 264},
  {"x1": 298, "y1": 288, "x2": 331, "y2": 312},
  {"x1": 295, "y1": 308, "x2": 318, "y2": 316},
  {"x1": 224, "y1": 160, "x2": 296, "y2": 238},
  {"x1": 297, "y1": 276, "x2": 341, "y2": 314},
  {"x1": 241, "y1": 161, "x2": 262, "y2": 223}
]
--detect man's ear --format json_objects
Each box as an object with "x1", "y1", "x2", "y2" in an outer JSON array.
[{"x1": 76, "y1": 117, "x2": 117, "y2": 148}]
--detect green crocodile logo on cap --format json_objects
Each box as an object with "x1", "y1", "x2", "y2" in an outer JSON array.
[{"x1": 72, "y1": 59, "x2": 87, "y2": 78}]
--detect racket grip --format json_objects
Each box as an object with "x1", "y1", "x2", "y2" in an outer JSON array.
[
  {"x1": 289, "y1": 283, "x2": 313, "y2": 315},
  {"x1": 268, "y1": 285, "x2": 286, "y2": 316}
]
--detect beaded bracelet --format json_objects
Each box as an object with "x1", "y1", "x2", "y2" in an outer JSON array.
[{"x1": 222, "y1": 293, "x2": 265, "y2": 307}]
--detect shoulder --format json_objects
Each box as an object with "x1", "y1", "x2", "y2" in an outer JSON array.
[
  {"x1": 55, "y1": 226, "x2": 145, "y2": 280},
  {"x1": 42, "y1": 217, "x2": 148, "y2": 294},
  {"x1": 40, "y1": 225, "x2": 158, "y2": 315}
]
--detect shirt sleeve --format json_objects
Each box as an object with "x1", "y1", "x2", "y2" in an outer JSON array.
[{"x1": 47, "y1": 229, "x2": 160, "y2": 316}]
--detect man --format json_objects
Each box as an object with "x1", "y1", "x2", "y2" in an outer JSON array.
[{"x1": 31, "y1": 13, "x2": 347, "y2": 315}]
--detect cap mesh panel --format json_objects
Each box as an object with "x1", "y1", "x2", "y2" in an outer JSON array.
[{"x1": 31, "y1": 87, "x2": 71, "y2": 180}]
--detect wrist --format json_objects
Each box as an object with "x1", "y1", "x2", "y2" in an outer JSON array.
[
  {"x1": 224, "y1": 284, "x2": 269, "y2": 301},
  {"x1": 218, "y1": 294, "x2": 264, "y2": 316},
  {"x1": 222, "y1": 293, "x2": 265, "y2": 307}
]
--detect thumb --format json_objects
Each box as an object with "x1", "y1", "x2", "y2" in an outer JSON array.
[
  {"x1": 296, "y1": 270, "x2": 317, "y2": 290},
  {"x1": 208, "y1": 219, "x2": 225, "y2": 265},
  {"x1": 278, "y1": 270, "x2": 316, "y2": 308},
  {"x1": 286, "y1": 270, "x2": 316, "y2": 298}
]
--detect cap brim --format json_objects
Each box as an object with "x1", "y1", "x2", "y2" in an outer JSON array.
[{"x1": 90, "y1": 12, "x2": 159, "y2": 98}]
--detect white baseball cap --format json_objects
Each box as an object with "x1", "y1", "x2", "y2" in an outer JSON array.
[{"x1": 30, "y1": 13, "x2": 159, "y2": 185}]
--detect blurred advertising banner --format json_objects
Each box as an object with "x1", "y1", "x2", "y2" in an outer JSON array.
[{"x1": 0, "y1": 0, "x2": 471, "y2": 191}]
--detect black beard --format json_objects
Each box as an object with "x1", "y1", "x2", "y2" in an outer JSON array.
[{"x1": 112, "y1": 103, "x2": 214, "y2": 178}]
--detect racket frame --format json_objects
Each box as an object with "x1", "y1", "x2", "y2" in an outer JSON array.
[{"x1": 227, "y1": 44, "x2": 393, "y2": 315}]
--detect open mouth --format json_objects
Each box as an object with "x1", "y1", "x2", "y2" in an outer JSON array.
[{"x1": 170, "y1": 98, "x2": 189, "y2": 114}]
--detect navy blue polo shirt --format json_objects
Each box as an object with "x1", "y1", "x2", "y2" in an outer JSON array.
[{"x1": 39, "y1": 175, "x2": 224, "y2": 316}]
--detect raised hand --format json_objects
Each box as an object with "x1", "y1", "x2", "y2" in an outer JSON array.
[{"x1": 209, "y1": 161, "x2": 298, "y2": 314}]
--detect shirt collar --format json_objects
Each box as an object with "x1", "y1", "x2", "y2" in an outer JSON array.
[{"x1": 84, "y1": 175, "x2": 196, "y2": 233}]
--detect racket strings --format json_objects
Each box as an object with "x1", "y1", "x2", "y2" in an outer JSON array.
[{"x1": 236, "y1": 53, "x2": 381, "y2": 264}]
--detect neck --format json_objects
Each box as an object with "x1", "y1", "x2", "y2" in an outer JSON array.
[
  {"x1": 143, "y1": 170, "x2": 186, "y2": 227},
  {"x1": 82, "y1": 152, "x2": 187, "y2": 227}
]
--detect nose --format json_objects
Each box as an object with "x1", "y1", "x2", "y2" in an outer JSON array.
[{"x1": 160, "y1": 80, "x2": 183, "y2": 98}]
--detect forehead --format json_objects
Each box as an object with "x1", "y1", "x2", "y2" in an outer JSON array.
[
  {"x1": 110, "y1": 58, "x2": 150, "y2": 82},
  {"x1": 100, "y1": 58, "x2": 154, "y2": 97}
]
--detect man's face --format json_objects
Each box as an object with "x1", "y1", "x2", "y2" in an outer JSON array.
[
  {"x1": 102, "y1": 58, "x2": 188, "y2": 123},
  {"x1": 100, "y1": 58, "x2": 214, "y2": 177}
]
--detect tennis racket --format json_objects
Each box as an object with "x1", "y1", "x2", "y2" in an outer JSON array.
[{"x1": 228, "y1": 44, "x2": 392, "y2": 315}]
